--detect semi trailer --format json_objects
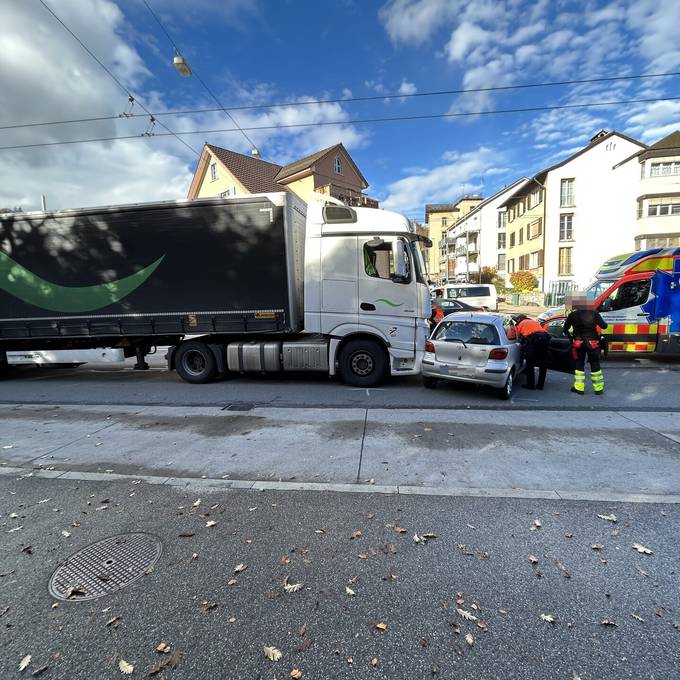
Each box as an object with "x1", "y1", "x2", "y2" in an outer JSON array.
[{"x1": 0, "y1": 193, "x2": 432, "y2": 385}]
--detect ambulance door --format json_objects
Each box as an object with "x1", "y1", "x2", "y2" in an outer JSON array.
[{"x1": 597, "y1": 275, "x2": 654, "y2": 351}]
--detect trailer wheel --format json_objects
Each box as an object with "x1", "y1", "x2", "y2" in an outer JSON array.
[
  {"x1": 175, "y1": 341, "x2": 217, "y2": 384},
  {"x1": 338, "y1": 338, "x2": 388, "y2": 387}
]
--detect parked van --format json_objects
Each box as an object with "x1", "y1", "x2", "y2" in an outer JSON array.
[{"x1": 431, "y1": 284, "x2": 498, "y2": 311}]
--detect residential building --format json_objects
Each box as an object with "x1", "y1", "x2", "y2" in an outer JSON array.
[
  {"x1": 424, "y1": 197, "x2": 482, "y2": 283},
  {"x1": 446, "y1": 178, "x2": 528, "y2": 282},
  {"x1": 500, "y1": 130, "x2": 645, "y2": 291},
  {"x1": 616, "y1": 130, "x2": 680, "y2": 250},
  {"x1": 187, "y1": 142, "x2": 378, "y2": 207}
]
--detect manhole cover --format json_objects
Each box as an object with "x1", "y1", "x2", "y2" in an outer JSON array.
[{"x1": 49, "y1": 533, "x2": 162, "y2": 601}]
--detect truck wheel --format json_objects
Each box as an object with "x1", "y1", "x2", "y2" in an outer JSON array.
[
  {"x1": 175, "y1": 341, "x2": 217, "y2": 384},
  {"x1": 338, "y1": 339, "x2": 388, "y2": 387}
]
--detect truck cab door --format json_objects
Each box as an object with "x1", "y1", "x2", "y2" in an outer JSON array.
[{"x1": 358, "y1": 236, "x2": 417, "y2": 353}]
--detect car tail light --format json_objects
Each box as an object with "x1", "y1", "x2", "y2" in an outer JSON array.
[
  {"x1": 425, "y1": 340, "x2": 435, "y2": 353},
  {"x1": 488, "y1": 348, "x2": 508, "y2": 360}
]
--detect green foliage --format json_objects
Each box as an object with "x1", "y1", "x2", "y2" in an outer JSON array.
[{"x1": 510, "y1": 270, "x2": 538, "y2": 292}]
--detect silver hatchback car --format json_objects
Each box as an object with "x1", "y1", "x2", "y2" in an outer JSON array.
[{"x1": 422, "y1": 313, "x2": 523, "y2": 400}]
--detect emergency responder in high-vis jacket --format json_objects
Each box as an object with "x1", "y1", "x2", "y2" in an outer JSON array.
[
  {"x1": 562, "y1": 295, "x2": 608, "y2": 395},
  {"x1": 513, "y1": 314, "x2": 551, "y2": 390}
]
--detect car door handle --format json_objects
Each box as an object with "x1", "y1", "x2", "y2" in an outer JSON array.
[{"x1": 360, "y1": 303, "x2": 376, "y2": 311}]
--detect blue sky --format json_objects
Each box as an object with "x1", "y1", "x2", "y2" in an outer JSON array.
[{"x1": 1, "y1": 0, "x2": 680, "y2": 218}]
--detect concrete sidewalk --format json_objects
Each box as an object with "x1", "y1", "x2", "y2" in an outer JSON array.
[{"x1": 2, "y1": 404, "x2": 680, "y2": 502}]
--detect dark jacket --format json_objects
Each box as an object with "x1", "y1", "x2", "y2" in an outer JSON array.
[{"x1": 562, "y1": 309, "x2": 608, "y2": 341}]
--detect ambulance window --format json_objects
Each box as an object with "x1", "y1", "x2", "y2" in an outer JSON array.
[{"x1": 605, "y1": 279, "x2": 651, "y2": 311}]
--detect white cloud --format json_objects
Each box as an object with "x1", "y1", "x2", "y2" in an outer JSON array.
[
  {"x1": 379, "y1": 0, "x2": 461, "y2": 45},
  {"x1": 382, "y1": 146, "x2": 499, "y2": 214},
  {"x1": 0, "y1": 0, "x2": 368, "y2": 211},
  {"x1": 397, "y1": 80, "x2": 417, "y2": 96},
  {"x1": 445, "y1": 22, "x2": 495, "y2": 62}
]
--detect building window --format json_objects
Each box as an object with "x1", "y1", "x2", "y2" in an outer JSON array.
[
  {"x1": 497, "y1": 253, "x2": 506, "y2": 270},
  {"x1": 509, "y1": 232, "x2": 516, "y2": 248},
  {"x1": 518, "y1": 254, "x2": 530, "y2": 270},
  {"x1": 528, "y1": 218, "x2": 542, "y2": 239},
  {"x1": 559, "y1": 214, "x2": 573, "y2": 240},
  {"x1": 219, "y1": 190, "x2": 229, "y2": 198},
  {"x1": 497, "y1": 232, "x2": 506, "y2": 249},
  {"x1": 498, "y1": 211, "x2": 506, "y2": 229},
  {"x1": 560, "y1": 178, "x2": 575, "y2": 207},
  {"x1": 529, "y1": 250, "x2": 543, "y2": 269},
  {"x1": 508, "y1": 208, "x2": 514, "y2": 222},
  {"x1": 648, "y1": 202, "x2": 680, "y2": 216},
  {"x1": 334, "y1": 156, "x2": 343, "y2": 175},
  {"x1": 528, "y1": 188, "x2": 541, "y2": 209},
  {"x1": 558, "y1": 247, "x2": 573, "y2": 275},
  {"x1": 518, "y1": 200, "x2": 526, "y2": 216},
  {"x1": 441, "y1": 217, "x2": 447, "y2": 227},
  {"x1": 650, "y1": 161, "x2": 680, "y2": 177},
  {"x1": 508, "y1": 258, "x2": 515, "y2": 273},
  {"x1": 519, "y1": 227, "x2": 524, "y2": 245},
  {"x1": 209, "y1": 162, "x2": 218, "y2": 181}
]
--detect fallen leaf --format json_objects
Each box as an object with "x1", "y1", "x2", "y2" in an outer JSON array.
[
  {"x1": 280, "y1": 556, "x2": 291, "y2": 565},
  {"x1": 10, "y1": 512, "x2": 18, "y2": 519},
  {"x1": 528, "y1": 555, "x2": 539, "y2": 564},
  {"x1": 597, "y1": 513, "x2": 617, "y2": 523},
  {"x1": 297, "y1": 624, "x2": 306, "y2": 637},
  {"x1": 633, "y1": 543, "x2": 653, "y2": 555},
  {"x1": 64, "y1": 585, "x2": 86, "y2": 599},
  {"x1": 156, "y1": 643, "x2": 171, "y2": 653},
  {"x1": 61, "y1": 530, "x2": 71, "y2": 538},
  {"x1": 600, "y1": 619, "x2": 618, "y2": 627},
  {"x1": 477, "y1": 621, "x2": 489, "y2": 632},
  {"x1": 457, "y1": 608, "x2": 477, "y2": 622},
  {"x1": 106, "y1": 616, "x2": 121, "y2": 627},
  {"x1": 284, "y1": 581, "x2": 304, "y2": 593},
  {"x1": 192, "y1": 499, "x2": 201, "y2": 508},
  {"x1": 371, "y1": 657, "x2": 379, "y2": 667},
  {"x1": 631, "y1": 614, "x2": 644, "y2": 622},
  {"x1": 200, "y1": 601, "x2": 217, "y2": 613},
  {"x1": 148, "y1": 651, "x2": 181, "y2": 676},
  {"x1": 178, "y1": 532, "x2": 194, "y2": 538},
  {"x1": 234, "y1": 563, "x2": 248, "y2": 574},
  {"x1": 345, "y1": 586, "x2": 355, "y2": 596},
  {"x1": 464, "y1": 633, "x2": 474, "y2": 646},
  {"x1": 499, "y1": 609, "x2": 508, "y2": 615},
  {"x1": 555, "y1": 560, "x2": 572, "y2": 578},
  {"x1": 394, "y1": 526, "x2": 407, "y2": 534},
  {"x1": 530, "y1": 519, "x2": 542, "y2": 530},
  {"x1": 290, "y1": 670, "x2": 302, "y2": 679},
  {"x1": 572, "y1": 673, "x2": 582, "y2": 680},
  {"x1": 227, "y1": 578, "x2": 238, "y2": 586},
  {"x1": 540, "y1": 614, "x2": 556, "y2": 623},
  {"x1": 205, "y1": 520, "x2": 217, "y2": 528},
  {"x1": 350, "y1": 530, "x2": 363, "y2": 539},
  {"x1": 263, "y1": 646, "x2": 282, "y2": 662},
  {"x1": 31, "y1": 664, "x2": 49, "y2": 676},
  {"x1": 375, "y1": 622, "x2": 388, "y2": 631},
  {"x1": 358, "y1": 553, "x2": 368, "y2": 560},
  {"x1": 118, "y1": 659, "x2": 134, "y2": 675},
  {"x1": 591, "y1": 544, "x2": 604, "y2": 550},
  {"x1": 314, "y1": 529, "x2": 325, "y2": 534},
  {"x1": 635, "y1": 566, "x2": 649, "y2": 577},
  {"x1": 228, "y1": 616, "x2": 237, "y2": 624},
  {"x1": 19, "y1": 655, "x2": 31, "y2": 672}
]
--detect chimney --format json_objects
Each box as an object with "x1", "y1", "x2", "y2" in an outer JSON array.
[
  {"x1": 251, "y1": 147, "x2": 260, "y2": 159},
  {"x1": 590, "y1": 129, "x2": 608, "y2": 143}
]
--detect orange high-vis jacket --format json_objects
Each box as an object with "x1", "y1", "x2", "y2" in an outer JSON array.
[{"x1": 516, "y1": 318, "x2": 545, "y2": 339}]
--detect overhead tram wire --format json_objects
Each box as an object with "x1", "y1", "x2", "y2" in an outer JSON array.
[
  {"x1": 36, "y1": 0, "x2": 199, "y2": 157},
  {"x1": 2, "y1": 70, "x2": 680, "y2": 132},
  {"x1": 3, "y1": 94, "x2": 680, "y2": 152},
  {"x1": 141, "y1": 0, "x2": 258, "y2": 152}
]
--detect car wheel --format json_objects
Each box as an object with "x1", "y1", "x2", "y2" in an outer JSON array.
[
  {"x1": 498, "y1": 370, "x2": 514, "y2": 400},
  {"x1": 175, "y1": 341, "x2": 218, "y2": 384},
  {"x1": 338, "y1": 339, "x2": 388, "y2": 387},
  {"x1": 423, "y1": 377, "x2": 439, "y2": 389}
]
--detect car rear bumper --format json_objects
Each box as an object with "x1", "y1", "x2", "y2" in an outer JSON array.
[{"x1": 422, "y1": 354, "x2": 512, "y2": 387}]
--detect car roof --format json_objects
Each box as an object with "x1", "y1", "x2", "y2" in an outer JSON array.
[
  {"x1": 440, "y1": 312, "x2": 506, "y2": 324},
  {"x1": 443, "y1": 283, "x2": 493, "y2": 289}
]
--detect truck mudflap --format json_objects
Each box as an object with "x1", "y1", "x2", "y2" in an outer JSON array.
[{"x1": 656, "y1": 332, "x2": 680, "y2": 354}]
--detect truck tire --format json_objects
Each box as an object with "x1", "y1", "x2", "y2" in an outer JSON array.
[
  {"x1": 175, "y1": 341, "x2": 218, "y2": 384},
  {"x1": 338, "y1": 338, "x2": 388, "y2": 387}
]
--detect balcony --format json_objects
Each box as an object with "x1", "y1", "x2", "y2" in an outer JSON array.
[
  {"x1": 317, "y1": 183, "x2": 379, "y2": 208},
  {"x1": 468, "y1": 242, "x2": 478, "y2": 253}
]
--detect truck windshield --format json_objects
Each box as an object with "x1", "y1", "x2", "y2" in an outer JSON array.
[
  {"x1": 409, "y1": 241, "x2": 427, "y2": 285},
  {"x1": 584, "y1": 280, "x2": 615, "y2": 302}
]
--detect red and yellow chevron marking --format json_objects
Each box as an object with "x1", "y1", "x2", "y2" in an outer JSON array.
[{"x1": 608, "y1": 341, "x2": 656, "y2": 352}]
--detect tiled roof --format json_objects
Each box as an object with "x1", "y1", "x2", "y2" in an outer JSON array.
[
  {"x1": 206, "y1": 145, "x2": 285, "y2": 193},
  {"x1": 275, "y1": 144, "x2": 341, "y2": 182},
  {"x1": 648, "y1": 130, "x2": 680, "y2": 150}
]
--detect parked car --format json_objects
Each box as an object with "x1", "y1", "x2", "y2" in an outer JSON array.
[
  {"x1": 430, "y1": 284, "x2": 498, "y2": 311},
  {"x1": 422, "y1": 313, "x2": 522, "y2": 399},
  {"x1": 429, "y1": 298, "x2": 485, "y2": 331}
]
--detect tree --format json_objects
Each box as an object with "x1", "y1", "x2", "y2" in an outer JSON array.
[
  {"x1": 510, "y1": 271, "x2": 538, "y2": 291},
  {"x1": 480, "y1": 266, "x2": 497, "y2": 284}
]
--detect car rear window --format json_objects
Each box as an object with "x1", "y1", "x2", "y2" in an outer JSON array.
[
  {"x1": 445, "y1": 286, "x2": 491, "y2": 298},
  {"x1": 433, "y1": 321, "x2": 500, "y2": 345}
]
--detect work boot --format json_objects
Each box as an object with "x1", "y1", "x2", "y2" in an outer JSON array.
[
  {"x1": 591, "y1": 369, "x2": 605, "y2": 394},
  {"x1": 571, "y1": 387, "x2": 584, "y2": 395},
  {"x1": 572, "y1": 370, "x2": 585, "y2": 395}
]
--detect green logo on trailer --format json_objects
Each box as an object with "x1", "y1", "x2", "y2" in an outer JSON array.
[{"x1": 0, "y1": 252, "x2": 165, "y2": 313}]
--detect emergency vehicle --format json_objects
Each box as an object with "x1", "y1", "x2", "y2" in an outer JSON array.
[{"x1": 540, "y1": 247, "x2": 680, "y2": 355}]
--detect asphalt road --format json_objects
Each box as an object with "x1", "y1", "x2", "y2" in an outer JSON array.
[
  {"x1": 1, "y1": 475, "x2": 678, "y2": 680},
  {"x1": 2, "y1": 355, "x2": 680, "y2": 411}
]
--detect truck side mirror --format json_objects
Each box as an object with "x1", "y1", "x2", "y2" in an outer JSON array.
[{"x1": 392, "y1": 239, "x2": 408, "y2": 280}]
